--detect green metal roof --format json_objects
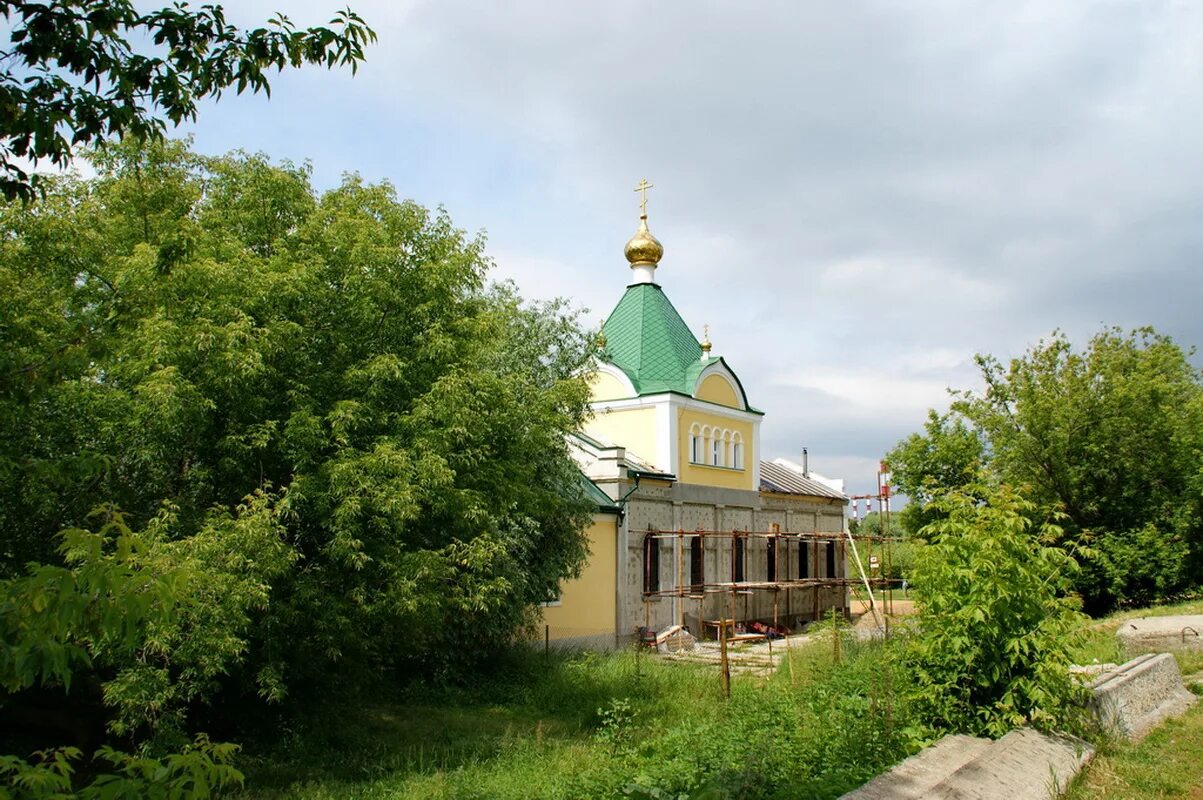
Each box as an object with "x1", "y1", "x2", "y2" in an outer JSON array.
[
  {"x1": 577, "y1": 471, "x2": 620, "y2": 513},
  {"x1": 601, "y1": 283, "x2": 706, "y2": 395},
  {"x1": 598, "y1": 283, "x2": 761, "y2": 413}
]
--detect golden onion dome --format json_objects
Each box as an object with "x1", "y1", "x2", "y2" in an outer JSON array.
[{"x1": 624, "y1": 214, "x2": 664, "y2": 267}]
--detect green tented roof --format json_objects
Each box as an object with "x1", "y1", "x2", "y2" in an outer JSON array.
[
  {"x1": 597, "y1": 282, "x2": 761, "y2": 413},
  {"x1": 601, "y1": 284, "x2": 706, "y2": 395}
]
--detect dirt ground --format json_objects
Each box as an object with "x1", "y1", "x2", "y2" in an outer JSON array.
[{"x1": 850, "y1": 597, "x2": 915, "y2": 617}]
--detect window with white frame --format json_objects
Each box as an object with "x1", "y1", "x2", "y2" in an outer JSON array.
[
  {"x1": 712, "y1": 436, "x2": 722, "y2": 466},
  {"x1": 732, "y1": 433, "x2": 744, "y2": 469},
  {"x1": 689, "y1": 424, "x2": 702, "y2": 463}
]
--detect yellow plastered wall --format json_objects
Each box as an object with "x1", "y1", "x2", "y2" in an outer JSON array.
[
  {"x1": 588, "y1": 369, "x2": 633, "y2": 402},
  {"x1": 695, "y1": 374, "x2": 742, "y2": 409},
  {"x1": 541, "y1": 513, "x2": 617, "y2": 641},
  {"x1": 584, "y1": 405, "x2": 658, "y2": 459},
  {"x1": 677, "y1": 407, "x2": 756, "y2": 490}
]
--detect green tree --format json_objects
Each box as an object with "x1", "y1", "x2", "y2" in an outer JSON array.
[
  {"x1": 0, "y1": 1, "x2": 375, "y2": 200},
  {"x1": 907, "y1": 484, "x2": 1088, "y2": 737},
  {"x1": 0, "y1": 140, "x2": 596, "y2": 764},
  {"x1": 885, "y1": 410, "x2": 986, "y2": 534},
  {"x1": 886, "y1": 328, "x2": 1203, "y2": 613}
]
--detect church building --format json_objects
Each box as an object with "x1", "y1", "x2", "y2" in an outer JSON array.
[{"x1": 539, "y1": 185, "x2": 849, "y2": 649}]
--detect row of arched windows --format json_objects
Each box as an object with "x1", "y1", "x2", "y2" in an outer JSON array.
[
  {"x1": 643, "y1": 534, "x2": 839, "y2": 594},
  {"x1": 688, "y1": 424, "x2": 744, "y2": 469}
]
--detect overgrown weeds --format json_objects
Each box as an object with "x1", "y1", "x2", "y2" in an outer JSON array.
[{"x1": 243, "y1": 637, "x2": 921, "y2": 800}]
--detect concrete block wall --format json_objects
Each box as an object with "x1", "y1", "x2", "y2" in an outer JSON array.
[
  {"x1": 619, "y1": 480, "x2": 848, "y2": 639},
  {"x1": 1089, "y1": 653, "x2": 1197, "y2": 740}
]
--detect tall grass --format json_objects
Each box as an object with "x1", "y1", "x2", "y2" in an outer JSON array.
[{"x1": 242, "y1": 636, "x2": 920, "y2": 799}]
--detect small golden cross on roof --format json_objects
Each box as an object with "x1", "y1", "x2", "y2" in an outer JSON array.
[{"x1": 634, "y1": 178, "x2": 654, "y2": 216}]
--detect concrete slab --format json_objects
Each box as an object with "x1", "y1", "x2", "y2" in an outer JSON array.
[
  {"x1": 841, "y1": 729, "x2": 1092, "y2": 800},
  {"x1": 1068, "y1": 663, "x2": 1119, "y2": 681},
  {"x1": 841, "y1": 735, "x2": 991, "y2": 800},
  {"x1": 1116, "y1": 615, "x2": 1203, "y2": 656},
  {"x1": 1089, "y1": 652, "x2": 1196, "y2": 741},
  {"x1": 933, "y1": 728, "x2": 1093, "y2": 800}
]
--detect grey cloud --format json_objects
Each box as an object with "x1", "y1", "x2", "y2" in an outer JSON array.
[{"x1": 222, "y1": 1, "x2": 1203, "y2": 494}]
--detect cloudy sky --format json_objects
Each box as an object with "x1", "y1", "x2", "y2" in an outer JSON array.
[{"x1": 173, "y1": 1, "x2": 1203, "y2": 496}]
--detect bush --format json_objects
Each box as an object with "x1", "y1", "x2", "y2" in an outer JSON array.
[
  {"x1": 907, "y1": 484, "x2": 1089, "y2": 737},
  {"x1": 0, "y1": 735, "x2": 241, "y2": 798},
  {"x1": 1089, "y1": 523, "x2": 1192, "y2": 609}
]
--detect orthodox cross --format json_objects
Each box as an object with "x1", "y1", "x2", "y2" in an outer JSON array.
[{"x1": 634, "y1": 178, "x2": 654, "y2": 215}]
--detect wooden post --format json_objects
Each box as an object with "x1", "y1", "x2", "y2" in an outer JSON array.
[
  {"x1": 719, "y1": 614, "x2": 731, "y2": 699},
  {"x1": 769, "y1": 588, "x2": 778, "y2": 659},
  {"x1": 721, "y1": 587, "x2": 731, "y2": 697},
  {"x1": 544, "y1": 624, "x2": 550, "y2": 656},
  {"x1": 839, "y1": 537, "x2": 847, "y2": 620},
  {"x1": 786, "y1": 625, "x2": 796, "y2": 687},
  {"x1": 677, "y1": 528, "x2": 685, "y2": 629},
  {"x1": 812, "y1": 538, "x2": 819, "y2": 623},
  {"x1": 831, "y1": 606, "x2": 841, "y2": 665}
]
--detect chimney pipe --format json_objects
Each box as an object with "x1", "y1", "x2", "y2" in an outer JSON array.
[{"x1": 802, "y1": 448, "x2": 809, "y2": 477}]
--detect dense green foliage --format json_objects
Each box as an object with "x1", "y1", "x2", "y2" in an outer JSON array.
[
  {"x1": 0, "y1": 139, "x2": 596, "y2": 785},
  {"x1": 887, "y1": 328, "x2": 1203, "y2": 613},
  {"x1": 905, "y1": 484, "x2": 1088, "y2": 737},
  {"x1": 0, "y1": 2, "x2": 375, "y2": 200},
  {"x1": 0, "y1": 734, "x2": 241, "y2": 798},
  {"x1": 0, "y1": 506, "x2": 259, "y2": 794}
]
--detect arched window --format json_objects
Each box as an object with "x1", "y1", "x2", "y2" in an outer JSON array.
[
  {"x1": 643, "y1": 534, "x2": 660, "y2": 593},
  {"x1": 689, "y1": 424, "x2": 702, "y2": 464},
  {"x1": 712, "y1": 432, "x2": 723, "y2": 466},
  {"x1": 731, "y1": 432, "x2": 744, "y2": 470},
  {"x1": 825, "y1": 540, "x2": 837, "y2": 577},
  {"x1": 690, "y1": 535, "x2": 704, "y2": 591}
]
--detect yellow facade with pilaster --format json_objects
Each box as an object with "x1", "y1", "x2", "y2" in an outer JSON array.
[{"x1": 540, "y1": 513, "x2": 618, "y2": 646}]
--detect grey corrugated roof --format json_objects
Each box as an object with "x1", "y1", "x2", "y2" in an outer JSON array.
[{"x1": 759, "y1": 460, "x2": 847, "y2": 500}]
